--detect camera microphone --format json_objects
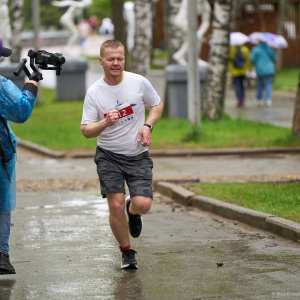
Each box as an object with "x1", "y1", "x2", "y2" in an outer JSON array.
[{"x1": 0, "y1": 38, "x2": 12, "y2": 58}]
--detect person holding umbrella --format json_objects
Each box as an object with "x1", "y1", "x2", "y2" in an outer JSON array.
[
  {"x1": 250, "y1": 36, "x2": 277, "y2": 106},
  {"x1": 228, "y1": 32, "x2": 252, "y2": 108}
]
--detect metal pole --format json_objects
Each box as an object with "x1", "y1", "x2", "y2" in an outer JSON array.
[
  {"x1": 187, "y1": 0, "x2": 200, "y2": 125},
  {"x1": 32, "y1": 0, "x2": 40, "y2": 50}
]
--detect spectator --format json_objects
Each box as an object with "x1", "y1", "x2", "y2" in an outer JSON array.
[
  {"x1": 228, "y1": 44, "x2": 252, "y2": 107},
  {"x1": 78, "y1": 19, "x2": 91, "y2": 48},
  {"x1": 251, "y1": 40, "x2": 277, "y2": 106},
  {"x1": 88, "y1": 15, "x2": 100, "y2": 35},
  {"x1": 99, "y1": 18, "x2": 114, "y2": 36}
]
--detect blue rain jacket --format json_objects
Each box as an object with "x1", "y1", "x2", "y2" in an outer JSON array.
[
  {"x1": 0, "y1": 75, "x2": 36, "y2": 211},
  {"x1": 250, "y1": 42, "x2": 276, "y2": 77}
]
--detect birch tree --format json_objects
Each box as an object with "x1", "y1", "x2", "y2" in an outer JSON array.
[
  {"x1": 292, "y1": 79, "x2": 300, "y2": 138},
  {"x1": 163, "y1": 0, "x2": 183, "y2": 64},
  {"x1": 0, "y1": 0, "x2": 12, "y2": 65},
  {"x1": 10, "y1": 0, "x2": 24, "y2": 62},
  {"x1": 202, "y1": 0, "x2": 233, "y2": 120},
  {"x1": 130, "y1": 0, "x2": 153, "y2": 76}
]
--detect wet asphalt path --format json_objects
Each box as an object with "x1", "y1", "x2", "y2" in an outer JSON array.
[
  {"x1": 15, "y1": 150, "x2": 300, "y2": 183},
  {"x1": 0, "y1": 149, "x2": 299, "y2": 299},
  {"x1": 4, "y1": 189, "x2": 300, "y2": 300}
]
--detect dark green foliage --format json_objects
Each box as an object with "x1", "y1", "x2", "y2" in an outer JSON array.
[{"x1": 22, "y1": 0, "x2": 111, "y2": 30}]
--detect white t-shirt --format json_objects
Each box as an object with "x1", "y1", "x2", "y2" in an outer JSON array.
[{"x1": 81, "y1": 71, "x2": 161, "y2": 156}]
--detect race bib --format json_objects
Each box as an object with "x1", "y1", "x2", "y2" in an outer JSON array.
[{"x1": 104, "y1": 101, "x2": 134, "y2": 127}]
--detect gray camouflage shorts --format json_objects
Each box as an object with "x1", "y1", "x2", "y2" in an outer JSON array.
[{"x1": 94, "y1": 146, "x2": 153, "y2": 199}]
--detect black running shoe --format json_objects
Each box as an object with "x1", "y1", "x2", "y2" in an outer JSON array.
[
  {"x1": 0, "y1": 253, "x2": 16, "y2": 275},
  {"x1": 126, "y1": 198, "x2": 143, "y2": 238},
  {"x1": 121, "y1": 249, "x2": 138, "y2": 269}
]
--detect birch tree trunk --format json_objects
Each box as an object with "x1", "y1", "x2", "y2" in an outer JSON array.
[
  {"x1": 276, "y1": 0, "x2": 285, "y2": 72},
  {"x1": 164, "y1": 0, "x2": 183, "y2": 64},
  {"x1": 202, "y1": 0, "x2": 232, "y2": 120},
  {"x1": 10, "y1": 0, "x2": 24, "y2": 63},
  {"x1": 292, "y1": 75, "x2": 300, "y2": 138},
  {"x1": 130, "y1": 0, "x2": 153, "y2": 75},
  {"x1": 0, "y1": 0, "x2": 12, "y2": 65}
]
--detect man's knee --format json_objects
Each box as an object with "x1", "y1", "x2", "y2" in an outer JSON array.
[
  {"x1": 131, "y1": 197, "x2": 152, "y2": 215},
  {"x1": 107, "y1": 195, "x2": 125, "y2": 217}
]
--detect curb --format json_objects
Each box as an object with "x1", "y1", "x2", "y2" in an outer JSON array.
[
  {"x1": 17, "y1": 137, "x2": 66, "y2": 158},
  {"x1": 149, "y1": 147, "x2": 300, "y2": 157},
  {"x1": 154, "y1": 181, "x2": 300, "y2": 243},
  {"x1": 70, "y1": 146, "x2": 300, "y2": 159},
  {"x1": 15, "y1": 137, "x2": 300, "y2": 159}
]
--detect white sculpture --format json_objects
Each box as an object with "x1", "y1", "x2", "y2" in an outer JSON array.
[
  {"x1": 52, "y1": 0, "x2": 92, "y2": 54},
  {"x1": 172, "y1": 0, "x2": 211, "y2": 66},
  {"x1": 0, "y1": 0, "x2": 12, "y2": 65},
  {"x1": 123, "y1": 1, "x2": 135, "y2": 53}
]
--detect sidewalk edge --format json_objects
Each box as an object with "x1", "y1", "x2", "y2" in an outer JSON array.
[
  {"x1": 149, "y1": 147, "x2": 300, "y2": 157},
  {"x1": 71, "y1": 146, "x2": 300, "y2": 159},
  {"x1": 14, "y1": 136, "x2": 300, "y2": 159},
  {"x1": 154, "y1": 181, "x2": 300, "y2": 243},
  {"x1": 17, "y1": 137, "x2": 66, "y2": 158}
]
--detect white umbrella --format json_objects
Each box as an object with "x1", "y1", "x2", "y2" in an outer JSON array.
[
  {"x1": 230, "y1": 32, "x2": 250, "y2": 46},
  {"x1": 248, "y1": 32, "x2": 288, "y2": 48}
]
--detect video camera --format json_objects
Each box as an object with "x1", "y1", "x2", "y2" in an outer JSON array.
[{"x1": 14, "y1": 49, "x2": 66, "y2": 82}]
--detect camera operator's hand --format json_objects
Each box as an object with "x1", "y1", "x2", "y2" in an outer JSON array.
[
  {"x1": 25, "y1": 80, "x2": 38, "y2": 87},
  {"x1": 23, "y1": 80, "x2": 38, "y2": 98}
]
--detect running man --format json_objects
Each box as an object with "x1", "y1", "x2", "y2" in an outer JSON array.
[{"x1": 81, "y1": 39, "x2": 163, "y2": 269}]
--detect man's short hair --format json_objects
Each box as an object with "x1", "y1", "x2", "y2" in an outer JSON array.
[{"x1": 100, "y1": 40, "x2": 124, "y2": 57}]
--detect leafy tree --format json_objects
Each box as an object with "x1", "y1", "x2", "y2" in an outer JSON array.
[
  {"x1": 88, "y1": 0, "x2": 111, "y2": 19},
  {"x1": 23, "y1": 0, "x2": 62, "y2": 30},
  {"x1": 22, "y1": 0, "x2": 111, "y2": 30}
]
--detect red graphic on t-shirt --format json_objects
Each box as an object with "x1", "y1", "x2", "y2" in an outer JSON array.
[{"x1": 104, "y1": 105, "x2": 133, "y2": 119}]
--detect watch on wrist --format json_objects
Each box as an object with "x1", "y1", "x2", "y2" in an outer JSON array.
[{"x1": 144, "y1": 123, "x2": 153, "y2": 132}]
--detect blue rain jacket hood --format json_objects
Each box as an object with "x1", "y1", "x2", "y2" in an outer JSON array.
[
  {"x1": 250, "y1": 42, "x2": 276, "y2": 77},
  {"x1": 0, "y1": 75, "x2": 36, "y2": 211}
]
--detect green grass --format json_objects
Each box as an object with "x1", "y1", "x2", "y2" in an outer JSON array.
[
  {"x1": 11, "y1": 88, "x2": 96, "y2": 151},
  {"x1": 187, "y1": 182, "x2": 300, "y2": 223},
  {"x1": 152, "y1": 114, "x2": 300, "y2": 149},
  {"x1": 152, "y1": 49, "x2": 169, "y2": 60},
  {"x1": 150, "y1": 49, "x2": 169, "y2": 70},
  {"x1": 273, "y1": 68, "x2": 299, "y2": 92},
  {"x1": 9, "y1": 87, "x2": 300, "y2": 151}
]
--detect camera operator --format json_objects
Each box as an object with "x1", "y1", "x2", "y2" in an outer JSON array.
[{"x1": 0, "y1": 38, "x2": 38, "y2": 275}]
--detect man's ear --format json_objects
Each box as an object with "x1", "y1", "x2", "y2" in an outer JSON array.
[{"x1": 99, "y1": 57, "x2": 103, "y2": 65}]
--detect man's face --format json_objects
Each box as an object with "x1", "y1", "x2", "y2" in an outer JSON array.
[{"x1": 99, "y1": 46, "x2": 125, "y2": 79}]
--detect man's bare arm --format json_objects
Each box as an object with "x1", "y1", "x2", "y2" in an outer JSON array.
[
  {"x1": 81, "y1": 108, "x2": 119, "y2": 138},
  {"x1": 145, "y1": 100, "x2": 164, "y2": 127},
  {"x1": 138, "y1": 100, "x2": 164, "y2": 146}
]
